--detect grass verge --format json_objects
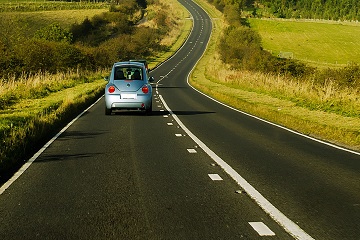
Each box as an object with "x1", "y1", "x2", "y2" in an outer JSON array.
[
  {"x1": 191, "y1": 0, "x2": 360, "y2": 151},
  {"x1": 144, "y1": 0, "x2": 192, "y2": 70},
  {"x1": 0, "y1": 0, "x2": 192, "y2": 183},
  {"x1": 0, "y1": 71, "x2": 106, "y2": 180}
]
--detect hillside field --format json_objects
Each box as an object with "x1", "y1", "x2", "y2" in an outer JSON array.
[
  {"x1": 0, "y1": 0, "x2": 108, "y2": 41},
  {"x1": 249, "y1": 18, "x2": 360, "y2": 68}
]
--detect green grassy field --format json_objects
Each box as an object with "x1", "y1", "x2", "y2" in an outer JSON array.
[
  {"x1": 191, "y1": 0, "x2": 360, "y2": 150},
  {"x1": 249, "y1": 18, "x2": 360, "y2": 68},
  {"x1": 0, "y1": 9, "x2": 107, "y2": 35},
  {"x1": 0, "y1": 0, "x2": 108, "y2": 12}
]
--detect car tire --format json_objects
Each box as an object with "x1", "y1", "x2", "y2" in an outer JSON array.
[
  {"x1": 145, "y1": 103, "x2": 152, "y2": 115},
  {"x1": 105, "y1": 107, "x2": 112, "y2": 115}
]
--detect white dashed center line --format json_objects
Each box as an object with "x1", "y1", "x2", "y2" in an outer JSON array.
[
  {"x1": 249, "y1": 222, "x2": 276, "y2": 236},
  {"x1": 187, "y1": 149, "x2": 197, "y2": 153},
  {"x1": 208, "y1": 174, "x2": 223, "y2": 181}
]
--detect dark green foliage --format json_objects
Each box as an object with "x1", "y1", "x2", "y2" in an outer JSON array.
[
  {"x1": 16, "y1": 39, "x2": 55, "y2": 73},
  {"x1": 70, "y1": 18, "x2": 94, "y2": 42},
  {"x1": 34, "y1": 23, "x2": 73, "y2": 43},
  {"x1": 53, "y1": 42, "x2": 87, "y2": 71},
  {"x1": 218, "y1": 26, "x2": 262, "y2": 67},
  {"x1": 218, "y1": 24, "x2": 310, "y2": 76},
  {"x1": 0, "y1": 0, "x2": 167, "y2": 78},
  {"x1": 211, "y1": 0, "x2": 360, "y2": 89},
  {"x1": 70, "y1": 12, "x2": 133, "y2": 46},
  {"x1": 257, "y1": 0, "x2": 360, "y2": 21},
  {"x1": 136, "y1": 0, "x2": 147, "y2": 8},
  {"x1": 313, "y1": 64, "x2": 360, "y2": 88}
]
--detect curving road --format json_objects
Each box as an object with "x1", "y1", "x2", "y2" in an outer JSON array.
[{"x1": 1, "y1": 0, "x2": 360, "y2": 239}]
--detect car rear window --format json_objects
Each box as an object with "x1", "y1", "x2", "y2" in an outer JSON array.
[{"x1": 114, "y1": 66, "x2": 143, "y2": 80}]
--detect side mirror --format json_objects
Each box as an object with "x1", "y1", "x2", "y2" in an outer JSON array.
[
  {"x1": 104, "y1": 76, "x2": 109, "y2": 81},
  {"x1": 149, "y1": 76, "x2": 155, "y2": 82}
]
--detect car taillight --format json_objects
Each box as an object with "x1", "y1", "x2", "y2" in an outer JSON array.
[
  {"x1": 142, "y1": 86, "x2": 149, "y2": 94},
  {"x1": 108, "y1": 86, "x2": 115, "y2": 93}
]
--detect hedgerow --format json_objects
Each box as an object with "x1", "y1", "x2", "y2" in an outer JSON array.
[
  {"x1": 0, "y1": 0, "x2": 171, "y2": 79},
  {"x1": 214, "y1": 2, "x2": 360, "y2": 90}
]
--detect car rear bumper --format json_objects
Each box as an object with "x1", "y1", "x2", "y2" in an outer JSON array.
[{"x1": 105, "y1": 94, "x2": 152, "y2": 110}]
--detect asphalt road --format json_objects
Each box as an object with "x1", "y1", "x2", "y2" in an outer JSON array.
[{"x1": 1, "y1": 0, "x2": 360, "y2": 239}]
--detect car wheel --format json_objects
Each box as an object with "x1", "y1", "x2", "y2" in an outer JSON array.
[
  {"x1": 105, "y1": 107, "x2": 112, "y2": 115},
  {"x1": 145, "y1": 103, "x2": 152, "y2": 115}
]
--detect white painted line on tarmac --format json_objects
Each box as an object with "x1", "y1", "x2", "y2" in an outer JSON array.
[
  {"x1": 175, "y1": 134, "x2": 183, "y2": 137},
  {"x1": 208, "y1": 174, "x2": 223, "y2": 181},
  {"x1": 159, "y1": 95, "x2": 314, "y2": 240},
  {"x1": 249, "y1": 222, "x2": 276, "y2": 236},
  {"x1": 167, "y1": 122, "x2": 173, "y2": 126},
  {"x1": 0, "y1": 96, "x2": 104, "y2": 195},
  {"x1": 187, "y1": 77, "x2": 360, "y2": 157},
  {"x1": 187, "y1": 149, "x2": 197, "y2": 153}
]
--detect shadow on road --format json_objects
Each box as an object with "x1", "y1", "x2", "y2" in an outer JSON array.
[{"x1": 110, "y1": 110, "x2": 215, "y2": 116}]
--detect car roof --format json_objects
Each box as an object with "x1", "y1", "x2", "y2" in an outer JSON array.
[
  {"x1": 129, "y1": 59, "x2": 147, "y2": 63},
  {"x1": 113, "y1": 61, "x2": 145, "y2": 68}
]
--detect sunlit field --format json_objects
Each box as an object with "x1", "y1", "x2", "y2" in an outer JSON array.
[
  {"x1": 0, "y1": 0, "x2": 191, "y2": 176},
  {"x1": 191, "y1": 0, "x2": 360, "y2": 150},
  {"x1": 249, "y1": 18, "x2": 360, "y2": 68}
]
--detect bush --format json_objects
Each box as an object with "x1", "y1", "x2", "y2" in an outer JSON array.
[
  {"x1": 15, "y1": 39, "x2": 56, "y2": 73},
  {"x1": 34, "y1": 23, "x2": 73, "y2": 43},
  {"x1": 218, "y1": 24, "x2": 313, "y2": 77},
  {"x1": 313, "y1": 64, "x2": 360, "y2": 89},
  {"x1": 0, "y1": 0, "x2": 171, "y2": 78},
  {"x1": 218, "y1": 26, "x2": 262, "y2": 67},
  {"x1": 70, "y1": 12, "x2": 134, "y2": 46},
  {"x1": 53, "y1": 42, "x2": 87, "y2": 71}
]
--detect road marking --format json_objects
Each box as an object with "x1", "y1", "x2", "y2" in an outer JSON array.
[
  {"x1": 167, "y1": 122, "x2": 173, "y2": 126},
  {"x1": 249, "y1": 222, "x2": 276, "y2": 236},
  {"x1": 187, "y1": 77, "x2": 360, "y2": 157},
  {"x1": 0, "y1": 97, "x2": 103, "y2": 195},
  {"x1": 187, "y1": 149, "x2": 197, "y2": 153},
  {"x1": 159, "y1": 95, "x2": 314, "y2": 240},
  {"x1": 153, "y1": 2, "x2": 314, "y2": 238},
  {"x1": 175, "y1": 134, "x2": 183, "y2": 137},
  {"x1": 208, "y1": 174, "x2": 223, "y2": 181}
]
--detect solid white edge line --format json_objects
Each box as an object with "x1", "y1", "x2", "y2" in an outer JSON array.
[
  {"x1": 0, "y1": 96, "x2": 104, "y2": 195},
  {"x1": 188, "y1": 1, "x2": 359, "y2": 156},
  {"x1": 188, "y1": 83, "x2": 360, "y2": 156},
  {"x1": 154, "y1": 2, "x2": 314, "y2": 237},
  {"x1": 159, "y1": 95, "x2": 313, "y2": 240}
]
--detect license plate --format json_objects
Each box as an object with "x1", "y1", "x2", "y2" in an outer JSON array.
[{"x1": 121, "y1": 94, "x2": 137, "y2": 99}]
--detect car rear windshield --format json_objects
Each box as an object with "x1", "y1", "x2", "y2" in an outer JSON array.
[{"x1": 114, "y1": 66, "x2": 143, "y2": 80}]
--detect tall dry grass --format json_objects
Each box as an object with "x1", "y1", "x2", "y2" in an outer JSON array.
[
  {"x1": 191, "y1": 0, "x2": 360, "y2": 149},
  {"x1": 0, "y1": 69, "x2": 106, "y2": 109},
  {"x1": 0, "y1": 69, "x2": 107, "y2": 179},
  {"x1": 205, "y1": 54, "x2": 360, "y2": 118}
]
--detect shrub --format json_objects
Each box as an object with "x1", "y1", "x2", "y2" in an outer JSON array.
[
  {"x1": 34, "y1": 23, "x2": 73, "y2": 43},
  {"x1": 15, "y1": 39, "x2": 56, "y2": 73},
  {"x1": 52, "y1": 42, "x2": 87, "y2": 71},
  {"x1": 70, "y1": 17, "x2": 94, "y2": 43},
  {"x1": 218, "y1": 26, "x2": 262, "y2": 67}
]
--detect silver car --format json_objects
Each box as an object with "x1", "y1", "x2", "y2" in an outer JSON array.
[{"x1": 105, "y1": 61, "x2": 154, "y2": 115}]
